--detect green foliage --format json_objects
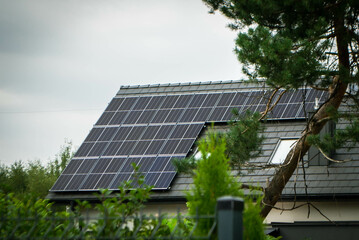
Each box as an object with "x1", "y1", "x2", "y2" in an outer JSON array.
[
  {"x1": 163, "y1": 214, "x2": 193, "y2": 238},
  {"x1": 0, "y1": 141, "x2": 74, "y2": 199},
  {"x1": 0, "y1": 192, "x2": 59, "y2": 239},
  {"x1": 27, "y1": 160, "x2": 58, "y2": 199},
  {"x1": 308, "y1": 107, "x2": 359, "y2": 155},
  {"x1": 48, "y1": 140, "x2": 73, "y2": 178},
  {"x1": 235, "y1": 26, "x2": 329, "y2": 88},
  {"x1": 7, "y1": 161, "x2": 28, "y2": 196},
  {"x1": 243, "y1": 197, "x2": 266, "y2": 240},
  {"x1": 186, "y1": 132, "x2": 243, "y2": 236},
  {"x1": 0, "y1": 169, "x2": 181, "y2": 239},
  {"x1": 186, "y1": 131, "x2": 280, "y2": 239},
  {"x1": 172, "y1": 155, "x2": 197, "y2": 174},
  {"x1": 226, "y1": 110, "x2": 263, "y2": 169},
  {"x1": 174, "y1": 112, "x2": 263, "y2": 174},
  {"x1": 203, "y1": 0, "x2": 359, "y2": 87}
]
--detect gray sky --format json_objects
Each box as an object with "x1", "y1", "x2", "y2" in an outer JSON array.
[{"x1": 0, "y1": 0, "x2": 244, "y2": 165}]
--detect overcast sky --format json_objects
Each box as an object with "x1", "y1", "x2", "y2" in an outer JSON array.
[{"x1": 0, "y1": 0, "x2": 244, "y2": 166}]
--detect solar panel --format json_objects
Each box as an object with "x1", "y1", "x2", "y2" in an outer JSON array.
[{"x1": 51, "y1": 88, "x2": 326, "y2": 192}]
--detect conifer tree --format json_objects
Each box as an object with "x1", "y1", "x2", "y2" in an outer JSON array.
[{"x1": 202, "y1": 0, "x2": 359, "y2": 217}]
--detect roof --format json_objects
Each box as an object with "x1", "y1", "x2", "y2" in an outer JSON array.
[{"x1": 47, "y1": 80, "x2": 359, "y2": 203}]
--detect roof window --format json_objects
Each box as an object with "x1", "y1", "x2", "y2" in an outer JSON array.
[{"x1": 269, "y1": 138, "x2": 298, "y2": 164}]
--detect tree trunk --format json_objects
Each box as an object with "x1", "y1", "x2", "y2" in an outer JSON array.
[{"x1": 260, "y1": 8, "x2": 350, "y2": 218}]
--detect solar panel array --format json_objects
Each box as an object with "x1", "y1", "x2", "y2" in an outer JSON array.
[{"x1": 51, "y1": 88, "x2": 327, "y2": 192}]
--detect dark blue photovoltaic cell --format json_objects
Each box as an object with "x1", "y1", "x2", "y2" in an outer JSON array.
[
  {"x1": 193, "y1": 108, "x2": 212, "y2": 122},
  {"x1": 160, "y1": 140, "x2": 180, "y2": 154},
  {"x1": 52, "y1": 88, "x2": 327, "y2": 192},
  {"x1": 103, "y1": 142, "x2": 122, "y2": 156},
  {"x1": 202, "y1": 93, "x2": 220, "y2": 107},
  {"x1": 145, "y1": 140, "x2": 165, "y2": 155},
  {"x1": 123, "y1": 111, "x2": 142, "y2": 124},
  {"x1": 85, "y1": 128, "x2": 104, "y2": 142},
  {"x1": 51, "y1": 175, "x2": 73, "y2": 191},
  {"x1": 137, "y1": 157, "x2": 154, "y2": 172},
  {"x1": 77, "y1": 159, "x2": 97, "y2": 174},
  {"x1": 92, "y1": 158, "x2": 112, "y2": 173},
  {"x1": 132, "y1": 141, "x2": 151, "y2": 155},
  {"x1": 116, "y1": 141, "x2": 135, "y2": 155},
  {"x1": 118, "y1": 97, "x2": 137, "y2": 110},
  {"x1": 121, "y1": 158, "x2": 141, "y2": 172},
  {"x1": 146, "y1": 96, "x2": 165, "y2": 109},
  {"x1": 156, "y1": 172, "x2": 176, "y2": 189},
  {"x1": 282, "y1": 104, "x2": 301, "y2": 118},
  {"x1": 156, "y1": 125, "x2": 175, "y2": 139},
  {"x1": 127, "y1": 126, "x2": 146, "y2": 140},
  {"x1": 141, "y1": 126, "x2": 161, "y2": 140},
  {"x1": 179, "y1": 108, "x2": 198, "y2": 122},
  {"x1": 133, "y1": 97, "x2": 151, "y2": 110},
  {"x1": 80, "y1": 174, "x2": 102, "y2": 190},
  {"x1": 88, "y1": 142, "x2": 108, "y2": 156},
  {"x1": 65, "y1": 175, "x2": 85, "y2": 191},
  {"x1": 144, "y1": 173, "x2": 160, "y2": 186},
  {"x1": 149, "y1": 157, "x2": 170, "y2": 172},
  {"x1": 189, "y1": 94, "x2": 207, "y2": 108},
  {"x1": 109, "y1": 111, "x2": 127, "y2": 125},
  {"x1": 171, "y1": 124, "x2": 189, "y2": 139},
  {"x1": 174, "y1": 95, "x2": 193, "y2": 108},
  {"x1": 74, "y1": 143, "x2": 94, "y2": 157},
  {"x1": 113, "y1": 127, "x2": 132, "y2": 141},
  {"x1": 151, "y1": 110, "x2": 170, "y2": 123},
  {"x1": 63, "y1": 159, "x2": 83, "y2": 174},
  {"x1": 105, "y1": 158, "x2": 126, "y2": 173},
  {"x1": 217, "y1": 93, "x2": 235, "y2": 106},
  {"x1": 165, "y1": 109, "x2": 185, "y2": 123},
  {"x1": 268, "y1": 104, "x2": 287, "y2": 119},
  {"x1": 137, "y1": 110, "x2": 156, "y2": 124},
  {"x1": 96, "y1": 112, "x2": 115, "y2": 125},
  {"x1": 106, "y1": 98, "x2": 124, "y2": 111},
  {"x1": 208, "y1": 107, "x2": 227, "y2": 122},
  {"x1": 110, "y1": 173, "x2": 131, "y2": 189},
  {"x1": 96, "y1": 174, "x2": 116, "y2": 189},
  {"x1": 162, "y1": 95, "x2": 179, "y2": 109},
  {"x1": 183, "y1": 124, "x2": 203, "y2": 138},
  {"x1": 175, "y1": 139, "x2": 196, "y2": 154},
  {"x1": 231, "y1": 92, "x2": 248, "y2": 106},
  {"x1": 98, "y1": 127, "x2": 117, "y2": 141},
  {"x1": 164, "y1": 158, "x2": 177, "y2": 171}
]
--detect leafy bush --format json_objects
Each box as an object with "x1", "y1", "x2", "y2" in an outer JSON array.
[{"x1": 186, "y1": 132, "x2": 280, "y2": 240}]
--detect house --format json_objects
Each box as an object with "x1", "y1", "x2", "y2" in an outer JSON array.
[{"x1": 47, "y1": 80, "x2": 359, "y2": 239}]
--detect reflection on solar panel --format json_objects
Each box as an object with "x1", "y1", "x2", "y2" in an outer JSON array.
[{"x1": 51, "y1": 88, "x2": 327, "y2": 192}]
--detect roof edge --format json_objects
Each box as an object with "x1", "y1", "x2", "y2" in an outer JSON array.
[{"x1": 117, "y1": 79, "x2": 266, "y2": 96}]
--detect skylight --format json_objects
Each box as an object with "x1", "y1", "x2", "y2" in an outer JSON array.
[{"x1": 270, "y1": 138, "x2": 298, "y2": 164}]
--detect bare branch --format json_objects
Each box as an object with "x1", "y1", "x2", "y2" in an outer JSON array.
[
  {"x1": 317, "y1": 146, "x2": 352, "y2": 163},
  {"x1": 240, "y1": 184, "x2": 264, "y2": 192},
  {"x1": 310, "y1": 85, "x2": 329, "y2": 91},
  {"x1": 260, "y1": 88, "x2": 287, "y2": 120}
]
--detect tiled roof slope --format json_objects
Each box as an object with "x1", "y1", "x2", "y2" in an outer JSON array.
[
  {"x1": 151, "y1": 120, "x2": 359, "y2": 200},
  {"x1": 47, "y1": 80, "x2": 359, "y2": 202}
]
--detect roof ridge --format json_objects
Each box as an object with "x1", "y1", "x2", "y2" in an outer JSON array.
[{"x1": 120, "y1": 79, "x2": 245, "y2": 89}]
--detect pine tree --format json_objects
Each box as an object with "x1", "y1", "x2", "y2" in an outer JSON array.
[{"x1": 202, "y1": 0, "x2": 359, "y2": 217}]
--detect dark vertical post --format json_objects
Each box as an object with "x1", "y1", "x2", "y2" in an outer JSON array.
[{"x1": 217, "y1": 196, "x2": 244, "y2": 240}]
